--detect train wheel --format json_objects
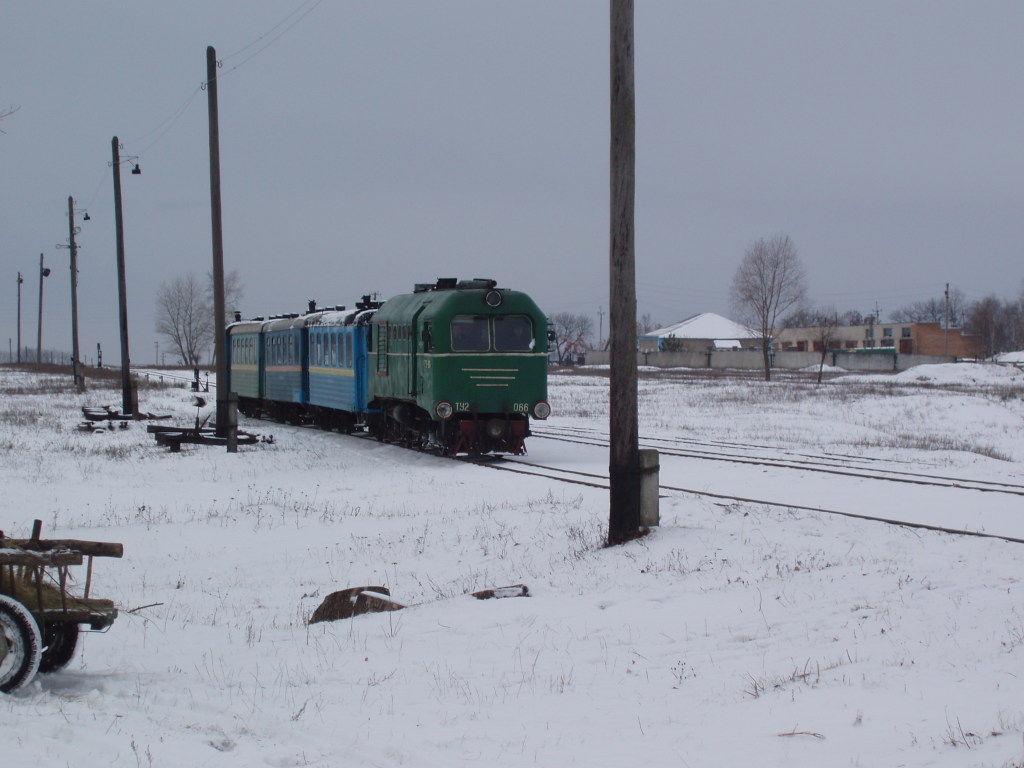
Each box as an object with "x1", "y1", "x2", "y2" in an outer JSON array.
[
  {"x1": 0, "y1": 594, "x2": 42, "y2": 693},
  {"x1": 39, "y1": 622, "x2": 79, "y2": 673}
]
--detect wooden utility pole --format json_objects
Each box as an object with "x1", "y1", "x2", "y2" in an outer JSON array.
[
  {"x1": 16, "y1": 272, "x2": 23, "y2": 363},
  {"x1": 68, "y1": 196, "x2": 85, "y2": 392},
  {"x1": 207, "y1": 45, "x2": 229, "y2": 439},
  {"x1": 944, "y1": 282, "x2": 950, "y2": 356},
  {"x1": 111, "y1": 137, "x2": 135, "y2": 415},
  {"x1": 608, "y1": 0, "x2": 641, "y2": 545},
  {"x1": 37, "y1": 253, "x2": 48, "y2": 367}
]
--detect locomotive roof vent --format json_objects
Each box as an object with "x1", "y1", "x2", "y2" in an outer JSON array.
[
  {"x1": 435, "y1": 277, "x2": 458, "y2": 290},
  {"x1": 414, "y1": 283, "x2": 433, "y2": 293},
  {"x1": 356, "y1": 294, "x2": 382, "y2": 311},
  {"x1": 457, "y1": 278, "x2": 497, "y2": 290}
]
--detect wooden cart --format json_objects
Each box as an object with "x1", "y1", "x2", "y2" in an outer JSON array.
[{"x1": 0, "y1": 521, "x2": 122, "y2": 693}]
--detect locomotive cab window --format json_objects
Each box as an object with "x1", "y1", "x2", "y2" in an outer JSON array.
[
  {"x1": 494, "y1": 315, "x2": 534, "y2": 351},
  {"x1": 451, "y1": 315, "x2": 489, "y2": 351}
]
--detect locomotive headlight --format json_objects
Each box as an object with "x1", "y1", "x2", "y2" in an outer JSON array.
[
  {"x1": 532, "y1": 401, "x2": 551, "y2": 420},
  {"x1": 484, "y1": 289, "x2": 503, "y2": 307},
  {"x1": 435, "y1": 401, "x2": 454, "y2": 420}
]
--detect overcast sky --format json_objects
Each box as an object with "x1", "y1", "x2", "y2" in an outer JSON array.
[{"x1": 2, "y1": 2, "x2": 1021, "y2": 365}]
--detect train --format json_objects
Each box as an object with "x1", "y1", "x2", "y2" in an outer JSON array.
[{"x1": 226, "y1": 278, "x2": 551, "y2": 455}]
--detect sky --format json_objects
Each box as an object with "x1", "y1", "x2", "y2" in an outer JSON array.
[{"x1": 2, "y1": 1, "x2": 1022, "y2": 365}]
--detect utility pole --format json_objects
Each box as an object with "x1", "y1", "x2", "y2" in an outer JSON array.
[
  {"x1": 67, "y1": 196, "x2": 85, "y2": 392},
  {"x1": 37, "y1": 254, "x2": 50, "y2": 368},
  {"x1": 207, "y1": 45, "x2": 230, "y2": 441},
  {"x1": 597, "y1": 305, "x2": 605, "y2": 350},
  {"x1": 944, "y1": 282, "x2": 950, "y2": 356},
  {"x1": 112, "y1": 136, "x2": 136, "y2": 415},
  {"x1": 16, "y1": 272, "x2": 23, "y2": 363},
  {"x1": 608, "y1": 0, "x2": 642, "y2": 545}
]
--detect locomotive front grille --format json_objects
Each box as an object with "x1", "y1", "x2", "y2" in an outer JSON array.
[{"x1": 462, "y1": 367, "x2": 517, "y2": 388}]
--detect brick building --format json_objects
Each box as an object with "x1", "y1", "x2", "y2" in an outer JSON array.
[{"x1": 776, "y1": 321, "x2": 983, "y2": 358}]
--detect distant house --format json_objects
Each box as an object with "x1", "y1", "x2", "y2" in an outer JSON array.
[
  {"x1": 776, "y1": 321, "x2": 983, "y2": 358},
  {"x1": 639, "y1": 313, "x2": 759, "y2": 353}
]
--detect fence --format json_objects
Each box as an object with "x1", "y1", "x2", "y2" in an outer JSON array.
[{"x1": 581, "y1": 348, "x2": 957, "y2": 373}]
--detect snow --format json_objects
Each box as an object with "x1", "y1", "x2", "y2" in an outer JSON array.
[
  {"x1": 643, "y1": 312, "x2": 758, "y2": 341},
  {"x1": 3, "y1": 363, "x2": 1024, "y2": 767},
  {"x1": 891, "y1": 362, "x2": 1024, "y2": 386}
]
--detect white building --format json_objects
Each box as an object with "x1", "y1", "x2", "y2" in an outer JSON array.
[{"x1": 639, "y1": 313, "x2": 759, "y2": 352}]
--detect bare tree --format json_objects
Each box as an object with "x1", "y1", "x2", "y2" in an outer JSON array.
[
  {"x1": 840, "y1": 309, "x2": 864, "y2": 326},
  {"x1": 637, "y1": 313, "x2": 659, "y2": 335},
  {"x1": 156, "y1": 273, "x2": 212, "y2": 366},
  {"x1": 779, "y1": 306, "x2": 818, "y2": 329},
  {"x1": 810, "y1": 308, "x2": 839, "y2": 385},
  {"x1": 0, "y1": 104, "x2": 19, "y2": 134},
  {"x1": 549, "y1": 312, "x2": 594, "y2": 364},
  {"x1": 730, "y1": 234, "x2": 807, "y2": 381},
  {"x1": 206, "y1": 269, "x2": 245, "y2": 326},
  {"x1": 890, "y1": 288, "x2": 967, "y2": 327},
  {"x1": 966, "y1": 295, "x2": 1002, "y2": 358}
]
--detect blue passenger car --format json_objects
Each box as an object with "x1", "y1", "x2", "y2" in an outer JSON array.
[
  {"x1": 226, "y1": 320, "x2": 264, "y2": 415},
  {"x1": 303, "y1": 308, "x2": 376, "y2": 431},
  {"x1": 261, "y1": 317, "x2": 306, "y2": 423}
]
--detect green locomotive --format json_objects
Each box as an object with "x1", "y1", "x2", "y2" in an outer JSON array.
[{"x1": 368, "y1": 278, "x2": 550, "y2": 454}]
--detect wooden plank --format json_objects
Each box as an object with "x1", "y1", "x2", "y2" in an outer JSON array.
[
  {"x1": 0, "y1": 550, "x2": 84, "y2": 567},
  {"x1": 1, "y1": 539, "x2": 123, "y2": 558}
]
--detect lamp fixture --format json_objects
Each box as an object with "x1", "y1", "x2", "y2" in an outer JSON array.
[{"x1": 131, "y1": 163, "x2": 141, "y2": 175}]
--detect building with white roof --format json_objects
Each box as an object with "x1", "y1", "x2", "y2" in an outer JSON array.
[{"x1": 639, "y1": 313, "x2": 759, "y2": 352}]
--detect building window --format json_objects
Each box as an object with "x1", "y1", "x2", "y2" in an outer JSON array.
[
  {"x1": 901, "y1": 327, "x2": 912, "y2": 338},
  {"x1": 883, "y1": 327, "x2": 893, "y2": 338},
  {"x1": 865, "y1": 327, "x2": 874, "y2": 339}
]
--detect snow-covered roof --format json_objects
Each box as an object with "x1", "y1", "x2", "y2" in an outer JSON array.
[{"x1": 643, "y1": 313, "x2": 757, "y2": 340}]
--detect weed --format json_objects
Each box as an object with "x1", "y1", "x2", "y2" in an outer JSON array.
[{"x1": 743, "y1": 653, "x2": 855, "y2": 698}]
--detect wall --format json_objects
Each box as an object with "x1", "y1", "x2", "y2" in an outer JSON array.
[{"x1": 581, "y1": 349, "x2": 957, "y2": 373}]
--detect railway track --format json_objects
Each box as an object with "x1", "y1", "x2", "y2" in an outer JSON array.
[
  {"x1": 464, "y1": 453, "x2": 1024, "y2": 546},
  {"x1": 133, "y1": 370, "x2": 1024, "y2": 544},
  {"x1": 531, "y1": 425, "x2": 1024, "y2": 498}
]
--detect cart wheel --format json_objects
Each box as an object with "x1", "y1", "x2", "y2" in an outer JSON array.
[
  {"x1": 39, "y1": 623, "x2": 80, "y2": 673},
  {"x1": 0, "y1": 594, "x2": 42, "y2": 693}
]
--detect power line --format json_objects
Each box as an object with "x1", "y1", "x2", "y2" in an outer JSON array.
[
  {"x1": 215, "y1": 0, "x2": 325, "y2": 79},
  {"x1": 222, "y1": 0, "x2": 323, "y2": 64},
  {"x1": 118, "y1": 1, "x2": 324, "y2": 160},
  {"x1": 126, "y1": 86, "x2": 204, "y2": 156}
]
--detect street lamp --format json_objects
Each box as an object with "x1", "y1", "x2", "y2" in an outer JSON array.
[
  {"x1": 111, "y1": 136, "x2": 141, "y2": 416},
  {"x1": 36, "y1": 254, "x2": 50, "y2": 367}
]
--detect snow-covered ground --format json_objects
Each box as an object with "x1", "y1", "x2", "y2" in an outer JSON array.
[{"x1": 3, "y1": 363, "x2": 1024, "y2": 767}]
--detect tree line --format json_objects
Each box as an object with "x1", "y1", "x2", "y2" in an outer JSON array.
[
  {"x1": 155, "y1": 251, "x2": 1023, "y2": 372},
  {"x1": 548, "y1": 234, "x2": 1023, "y2": 378}
]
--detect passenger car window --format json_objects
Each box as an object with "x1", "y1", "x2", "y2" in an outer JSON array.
[
  {"x1": 451, "y1": 315, "x2": 489, "y2": 351},
  {"x1": 494, "y1": 315, "x2": 534, "y2": 351}
]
